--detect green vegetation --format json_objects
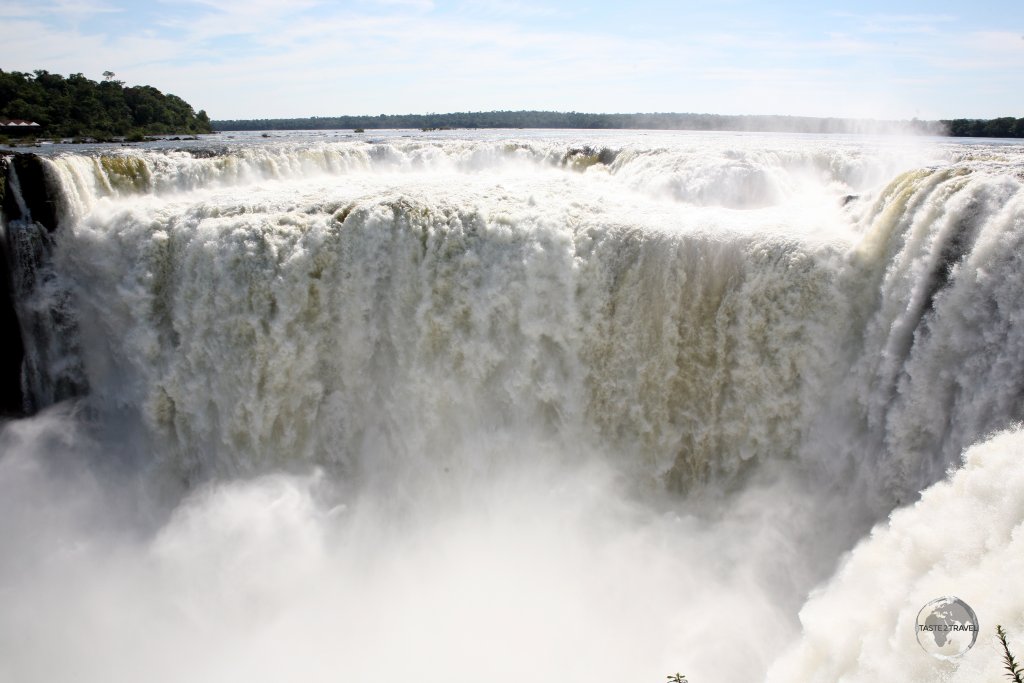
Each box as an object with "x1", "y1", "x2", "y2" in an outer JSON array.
[
  {"x1": 0, "y1": 69, "x2": 212, "y2": 139},
  {"x1": 214, "y1": 111, "x2": 1024, "y2": 138},
  {"x1": 215, "y1": 110, "x2": 949, "y2": 134},
  {"x1": 666, "y1": 674, "x2": 688, "y2": 683},
  {"x1": 944, "y1": 118, "x2": 1024, "y2": 139},
  {"x1": 998, "y1": 625, "x2": 1024, "y2": 683}
]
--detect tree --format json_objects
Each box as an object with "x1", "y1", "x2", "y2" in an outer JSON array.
[
  {"x1": 998, "y1": 626, "x2": 1024, "y2": 683},
  {"x1": 0, "y1": 68, "x2": 212, "y2": 137},
  {"x1": 983, "y1": 117, "x2": 1016, "y2": 138}
]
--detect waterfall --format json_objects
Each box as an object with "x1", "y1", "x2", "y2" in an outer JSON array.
[
  {"x1": 0, "y1": 134, "x2": 1021, "y2": 683},
  {"x1": 1, "y1": 154, "x2": 88, "y2": 413}
]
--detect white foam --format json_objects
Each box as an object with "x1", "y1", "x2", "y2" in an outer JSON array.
[{"x1": 767, "y1": 425, "x2": 1024, "y2": 682}]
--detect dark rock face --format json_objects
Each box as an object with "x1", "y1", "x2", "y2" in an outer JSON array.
[
  {"x1": 0, "y1": 157, "x2": 26, "y2": 415},
  {"x1": 3, "y1": 154, "x2": 60, "y2": 232},
  {"x1": 2, "y1": 154, "x2": 90, "y2": 415}
]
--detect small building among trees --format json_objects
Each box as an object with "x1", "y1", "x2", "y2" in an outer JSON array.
[{"x1": 0, "y1": 119, "x2": 41, "y2": 136}]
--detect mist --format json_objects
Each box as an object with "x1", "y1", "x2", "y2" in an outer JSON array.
[{"x1": 0, "y1": 406, "x2": 853, "y2": 683}]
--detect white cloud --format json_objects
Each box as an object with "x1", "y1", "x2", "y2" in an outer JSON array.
[
  {"x1": 0, "y1": 0, "x2": 121, "y2": 19},
  {"x1": 367, "y1": 0, "x2": 436, "y2": 11},
  {"x1": 456, "y1": 0, "x2": 565, "y2": 18},
  {"x1": 5, "y1": 1, "x2": 1023, "y2": 119},
  {"x1": 829, "y1": 12, "x2": 957, "y2": 34},
  {"x1": 963, "y1": 30, "x2": 1024, "y2": 53}
]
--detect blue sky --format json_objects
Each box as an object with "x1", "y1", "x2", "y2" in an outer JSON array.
[{"x1": 1, "y1": 0, "x2": 1022, "y2": 120}]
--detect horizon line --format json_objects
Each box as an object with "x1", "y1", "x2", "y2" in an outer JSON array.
[{"x1": 211, "y1": 109, "x2": 998, "y2": 124}]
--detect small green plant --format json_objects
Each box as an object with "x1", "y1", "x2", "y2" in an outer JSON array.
[
  {"x1": 667, "y1": 674, "x2": 688, "y2": 683},
  {"x1": 998, "y1": 625, "x2": 1024, "y2": 683}
]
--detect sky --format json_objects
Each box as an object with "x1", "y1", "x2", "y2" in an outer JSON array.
[{"x1": 0, "y1": 0, "x2": 1022, "y2": 121}]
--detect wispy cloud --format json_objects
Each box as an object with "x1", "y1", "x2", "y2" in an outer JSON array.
[
  {"x1": 368, "y1": 0, "x2": 436, "y2": 11},
  {"x1": 829, "y1": 12, "x2": 957, "y2": 34},
  {"x1": 5, "y1": 0, "x2": 1024, "y2": 120},
  {"x1": 457, "y1": 0, "x2": 566, "y2": 19},
  {"x1": 0, "y1": 0, "x2": 122, "y2": 19},
  {"x1": 963, "y1": 30, "x2": 1024, "y2": 53}
]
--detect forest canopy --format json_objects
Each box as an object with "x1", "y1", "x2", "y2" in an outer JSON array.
[{"x1": 0, "y1": 69, "x2": 212, "y2": 138}]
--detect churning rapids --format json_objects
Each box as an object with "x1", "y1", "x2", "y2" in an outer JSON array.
[{"x1": 1, "y1": 130, "x2": 1022, "y2": 683}]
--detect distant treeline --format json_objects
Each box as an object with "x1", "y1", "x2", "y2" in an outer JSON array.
[
  {"x1": 213, "y1": 110, "x2": 1024, "y2": 138},
  {"x1": 946, "y1": 117, "x2": 1024, "y2": 138},
  {"x1": 0, "y1": 70, "x2": 212, "y2": 139},
  {"x1": 214, "y1": 111, "x2": 946, "y2": 135}
]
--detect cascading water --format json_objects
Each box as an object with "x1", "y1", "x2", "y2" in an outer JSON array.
[
  {"x1": 1, "y1": 154, "x2": 88, "y2": 413},
  {"x1": 0, "y1": 131, "x2": 1022, "y2": 683}
]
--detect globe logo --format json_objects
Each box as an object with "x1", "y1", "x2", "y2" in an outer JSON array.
[{"x1": 915, "y1": 596, "x2": 979, "y2": 659}]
